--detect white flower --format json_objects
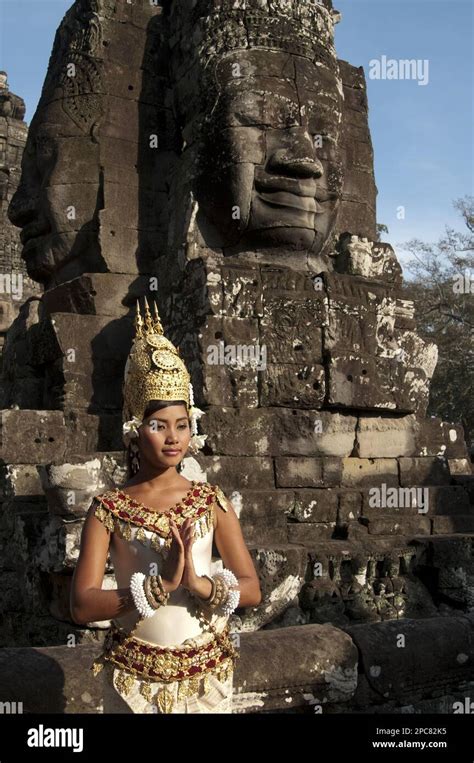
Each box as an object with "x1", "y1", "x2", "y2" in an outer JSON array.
[
  {"x1": 122, "y1": 416, "x2": 143, "y2": 445},
  {"x1": 188, "y1": 405, "x2": 205, "y2": 420},
  {"x1": 187, "y1": 434, "x2": 208, "y2": 454}
]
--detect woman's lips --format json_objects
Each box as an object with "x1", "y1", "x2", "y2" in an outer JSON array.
[{"x1": 162, "y1": 449, "x2": 181, "y2": 455}]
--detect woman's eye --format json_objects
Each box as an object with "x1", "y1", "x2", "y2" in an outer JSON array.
[{"x1": 149, "y1": 423, "x2": 188, "y2": 430}]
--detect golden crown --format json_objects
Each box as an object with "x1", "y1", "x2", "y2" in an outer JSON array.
[{"x1": 122, "y1": 297, "x2": 191, "y2": 427}]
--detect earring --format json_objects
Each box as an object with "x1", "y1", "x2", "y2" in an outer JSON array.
[{"x1": 129, "y1": 440, "x2": 140, "y2": 476}]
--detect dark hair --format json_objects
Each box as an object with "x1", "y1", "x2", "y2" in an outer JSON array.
[{"x1": 143, "y1": 399, "x2": 189, "y2": 420}]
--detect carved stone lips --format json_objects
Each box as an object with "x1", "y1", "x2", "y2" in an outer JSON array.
[
  {"x1": 255, "y1": 175, "x2": 327, "y2": 212},
  {"x1": 20, "y1": 219, "x2": 51, "y2": 247},
  {"x1": 256, "y1": 175, "x2": 317, "y2": 197},
  {"x1": 258, "y1": 191, "x2": 320, "y2": 213}
]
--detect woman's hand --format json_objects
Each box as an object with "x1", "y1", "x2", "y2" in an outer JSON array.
[
  {"x1": 179, "y1": 519, "x2": 213, "y2": 600},
  {"x1": 179, "y1": 518, "x2": 199, "y2": 591},
  {"x1": 160, "y1": 519, "x2": 185, "y2": 592}
]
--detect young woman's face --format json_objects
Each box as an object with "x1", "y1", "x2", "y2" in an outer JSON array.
[{"x1": 138, "y1": 404, "x2": 191, "y2": 469}]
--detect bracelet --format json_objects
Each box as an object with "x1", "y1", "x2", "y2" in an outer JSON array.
[
  {"x1": 150, "y1": 574, "x2": 169, "y2": 606},
  {"x1": 143, "y1": 575, "x2": 158, "y2": 610},
  {"x1": 215, "y1": 570, "x2": 240, "y2": 615},
  {"x1": 200, "y1": 574, "x2": 216, "y2": 603},
  {"x1": 197, "y1": 569, "x2": 240, "y2": 616},
  {"x1": 210, "y1": 575, "x2": 228, "y2": 608},
  {"x1": 130, "y1": 572, "x2": 155, "y2": 618},
  {"x1": 144, "y1": 575, "x2": 169, "y2": 610},
  {"x1": 130, "y1": 572, "x2": 170, "y2": 619}
]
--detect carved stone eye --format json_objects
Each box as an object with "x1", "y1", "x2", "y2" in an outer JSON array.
[{"x1": 35, "y1": 134, "x2": 55, "y2": 159}]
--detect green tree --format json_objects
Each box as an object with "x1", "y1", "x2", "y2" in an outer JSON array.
[{"x1": 401, "y1": 196, "x2": 474, "y2": 446}]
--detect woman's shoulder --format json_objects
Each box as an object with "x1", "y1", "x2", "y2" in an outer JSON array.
[
  {"x1": 91, "y1": 486, "x2": 120, "y2": 506},
  {"x1": 201, "y1": 481, "x2": 231, "y2": 513},
  {"x1": 87, "y1": 488, "x2": 120, "y2": 532}
]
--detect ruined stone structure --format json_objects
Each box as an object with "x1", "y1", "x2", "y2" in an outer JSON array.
[
  {"x1": 0, "y1": 72, "x2": 42, "y2": 354},
  {"x1": 0, "y1": 0, "x2": 473, "y2": 713}
]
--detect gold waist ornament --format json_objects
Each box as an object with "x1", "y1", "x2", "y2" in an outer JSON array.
[{"x1": 92, "y1": 617, "x2": 239, "y2": 712}]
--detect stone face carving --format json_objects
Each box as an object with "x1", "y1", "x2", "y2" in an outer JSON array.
[
  {"x1": 7, "y1": 0, "x2": 164, "y2": 288},
  {"x1": 7, "y1": 1, "x2": 106, "y2": 287},
  {"x1": 161, "y1": 0, "x2": 345, "y2": 256},
  {"x1": 7, "y1": 0, "x2": 376, "y2": 287},
  {"x1": 0, "y1": 72, "x2": 42, "y2": 350}
]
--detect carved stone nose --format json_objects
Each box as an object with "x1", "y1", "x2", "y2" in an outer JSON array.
[
  {"x1": 7, "y1": 185, "x2": 37, "y2": 228},
  {"x1": 268, "y1": 149, "x2": 324, "y2": 179}
]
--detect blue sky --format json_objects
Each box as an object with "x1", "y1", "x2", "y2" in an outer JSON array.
[
  {"x1": 1, "y1": 0, "x2": 473, "y2": 266},
  {"x1": 335, "y1": 0, "x2": 473, "y2": 263}
]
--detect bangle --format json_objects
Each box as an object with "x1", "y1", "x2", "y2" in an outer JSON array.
[
  {"x1": 150, "y1": 574, "x2": 169, "y2": 606},
  {"x1": 130, "y1": 572, "x2": 155, "y2": 618},
  {"x1": 195, "y1": 569, "x2": 240, "y2": 616},
  {"x1": 215, "y1": 570, "x2": 240, "y2": 615},
  {"x1": 143, "y1": 575, "x2": 157, "y2": 610},
  {"x1": 200, "y1": 574, "x2": 216, "y2": 602},
  {"x1": 210, "y1": 575, "x2": 228, "y2": 608}
]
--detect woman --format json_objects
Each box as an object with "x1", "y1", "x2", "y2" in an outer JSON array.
[{"x1": 70, "y1": 298, "x2": 261, "y2": 713}]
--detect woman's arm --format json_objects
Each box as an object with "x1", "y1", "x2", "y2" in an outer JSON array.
[
  {"x1": 69, "y1": 502, "x2": 137, "y2": 625},
  {"x1": 212, "y1": 498, "x2": 262, "y2": 608}
]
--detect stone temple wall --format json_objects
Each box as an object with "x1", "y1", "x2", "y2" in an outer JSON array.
[
  {"x1": 0, "y1": 73, "x2": 42, "y2": 354},
  {"x1": 0, "y1": 0, "x2": 472, "y2": 713}
]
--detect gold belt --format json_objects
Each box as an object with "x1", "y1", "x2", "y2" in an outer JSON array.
[{"x1": 92, "y1": 621, "x2": 239, "y2": 684}]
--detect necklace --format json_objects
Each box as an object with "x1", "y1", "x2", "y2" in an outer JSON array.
[
  {"x1": 93, "y1": 481, "x2": 216, "y2": 546},
  {"x1": 117, "y1": 480, "x2": 198, "y2": 515}
]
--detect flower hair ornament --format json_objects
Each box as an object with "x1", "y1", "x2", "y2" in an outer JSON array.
[{"x1": 122, "y1": 297, "x2": 207, "y2": 459}]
